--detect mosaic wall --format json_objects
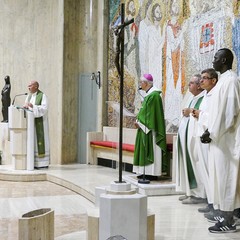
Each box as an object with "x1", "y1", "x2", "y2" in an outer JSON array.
[{"x1": 108, "y1": 0, "x2": 239, "y2": 132}]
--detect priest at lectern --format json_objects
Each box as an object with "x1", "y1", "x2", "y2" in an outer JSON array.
[{"x1": 23, "y1": 81, "x2": 50, "y2": 168}]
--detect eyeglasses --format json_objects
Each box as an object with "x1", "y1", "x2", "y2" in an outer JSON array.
[{"x1": 201, "y1": 76, "x2": 213, "y2": 80}]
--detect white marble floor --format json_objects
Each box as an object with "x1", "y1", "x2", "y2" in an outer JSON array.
[{"x1": 0, "y1": 164, "x2": 239, "y2": 240}]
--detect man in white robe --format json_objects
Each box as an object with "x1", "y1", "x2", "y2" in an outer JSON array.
[
  {"x1": 24, "y1": 81, "x2": 50, "y2": 168},
  {"x1": 176, "y1": 74, "x2": 205, "y2": 203},
  {"x1": 203, "y1": 48, "x2": 240, "y2": 233},
  {"x1": 191, "y1": 68, "x2": 218, "y2": 213}
]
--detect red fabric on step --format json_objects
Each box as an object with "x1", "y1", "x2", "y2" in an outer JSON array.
[{"x1": 90, "y1": 141, "x2": 135, "y2": 152}]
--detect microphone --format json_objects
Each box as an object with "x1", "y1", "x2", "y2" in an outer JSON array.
[
  {"x1": 138, "y1": 86, "x2": 142, "y2": 90},
  {"x1": 12, "y1": 93, "x2": 28, "y2": 105}
]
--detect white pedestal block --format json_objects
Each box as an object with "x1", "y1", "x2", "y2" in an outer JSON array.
[
  {"x1": 110, "y1": 181, "x2": 131, "y2": 191},
  {"x1": 99, "y1": 182, "x2": 147, "y2": 240},
  {"x1": 8, "y1": 106, "x2": 34, "y2": 170},
  {"x1": 95, "y1": 186, "x2": 107, "y2": 207}
]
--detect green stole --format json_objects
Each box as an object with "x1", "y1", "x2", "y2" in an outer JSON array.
[
  {"x1": 133, "y1": 91, "x2": 168, "y2": 172},
  {"x1": 35, "y1": 91, "x2": 45, "y2": 157},
  {"x1": 178, "y1": 96, "x2": 203, "y2": 189}
]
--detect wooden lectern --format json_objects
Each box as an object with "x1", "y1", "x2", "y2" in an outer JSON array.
[{"x1": 8, "y1": 105, "x2": 34, "y2": 170}]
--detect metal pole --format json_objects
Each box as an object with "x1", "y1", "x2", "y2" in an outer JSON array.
[{"x1": 118, "y1": 3, "x2": 125, "y2": 183}]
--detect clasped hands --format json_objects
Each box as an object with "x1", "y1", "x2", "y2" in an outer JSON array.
[
  {"x1": 182, "y1": 108, "x2": 200, "y2": 118},
  {"x1": 23, "y1": 102, "x2": 33, "y2": 109}
]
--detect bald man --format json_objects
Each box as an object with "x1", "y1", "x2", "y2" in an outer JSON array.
[{"x1": 24, "y1": 81, "x2": 50, "y2": 168}]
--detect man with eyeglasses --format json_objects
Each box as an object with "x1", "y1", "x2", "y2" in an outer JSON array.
[{"x1": 191, "y1": 68, "x2": 218, "y2": 215}]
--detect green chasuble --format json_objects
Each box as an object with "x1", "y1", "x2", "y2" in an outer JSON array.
[
  {"x1": 35, "y1": 90, "x2": 45, "y2": 156},
  {"x1": 133, "y1": 90, "x2": 168, "y2": 172}
]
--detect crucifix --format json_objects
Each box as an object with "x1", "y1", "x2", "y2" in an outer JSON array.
[{"x1": 113, "y1": 3, "x2": 134, "y2": 183}]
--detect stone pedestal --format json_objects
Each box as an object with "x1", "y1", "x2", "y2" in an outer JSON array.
[
  {"x1": 18, "y1": 208, "x2": 54, "y2": 240},
  {"x1": 87, "y1": 208, "x2": 99, "y2": 240},
  {"x1": 99, "y1": 182, "x2": 147, "y2": 240}
]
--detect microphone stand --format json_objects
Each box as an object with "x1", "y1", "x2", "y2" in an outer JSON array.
[{"x1": 12, "y1": 93, "x2": 28, "y2": 105}]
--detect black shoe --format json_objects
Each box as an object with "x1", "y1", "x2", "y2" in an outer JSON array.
[
  {"x1": 145, "y1": 175, "x2": 158, "y2": 181},
  {"x1": 198, "y1": 205, "x2": 210, "y2": 213},
  {"x1": 204, "y1": 210, "x2": 214, "y2": 219},
  {"x1": 179, "y1": 195, "x2": 188, "y2": 201},
  {"x1": 233, "y1": 208, "x2": 240, "y2": 218},
  {"x1": 198, "y1": 204, "x2": 213, "y2": 213},
  {"x1": 208, "y1": 219, "x2": 236, "y2": 233},
  {"x1": 34, "y1": 166, "x2": 49, "y2": 169},
  {"x1": 205, "y1": 209, "x2": 223, "y2": 223},
  {"x1": 137, "y1": 174, "x2": 158, "y2": 181},
  {"x1": 233, "y1": 215, "x2": 240, "y2": 227},
  {"x1": 182, "y1": 196, "x2": 207, "y2": 204}
]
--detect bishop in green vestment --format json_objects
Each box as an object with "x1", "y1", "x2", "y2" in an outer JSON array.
[{"x1": 133, "y1": 74, "x2": 167, "y2": 178}]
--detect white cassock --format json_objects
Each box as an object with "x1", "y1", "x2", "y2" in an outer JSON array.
[
  {"x1": 26, "y1": 92, "x2": 50, "y2": 168},
  {"x1": 176, "y1": 90, "x2": 205, "y2": 197},
  {"x1": 207, "y1": 70, "x2": 240, "y2": 211},
  {"x1": 194, "y1": 89, "x2": 215, "y2": 202}
]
